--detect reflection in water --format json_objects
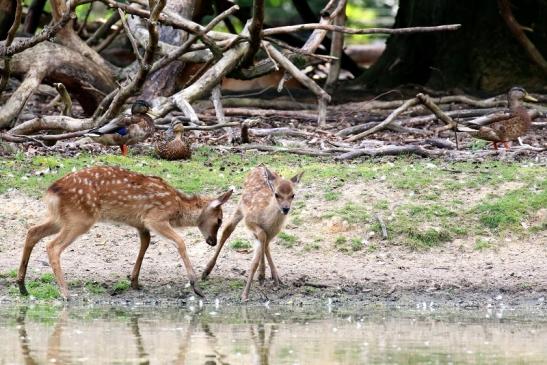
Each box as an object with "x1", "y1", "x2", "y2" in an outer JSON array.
[{"x1": 2, "y1": 305, "x2": 547, "y2": 364}]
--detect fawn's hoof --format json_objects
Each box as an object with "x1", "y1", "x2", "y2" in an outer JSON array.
[
  {"x1": 18, "y1": 281, "x2": 29, "y2": 296},
  {"x1": 201, "y1": 271, "x2": 210, "y2": 280},
  {"x1": 192, "y1": 285, "x2": 205, "y2": 298}
]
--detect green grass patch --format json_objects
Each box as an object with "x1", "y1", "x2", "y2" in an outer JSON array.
[
  {"x1": 0, "y1": 269, "x2": 17, "y2": 279},
  {"x1": 473, "y1": 184, "x2": 546, "y2": 231},
  {"x1": 112, "y1": 279, "x2": 130, "y2": 293},
  {"x1": 229, "y1": 239, "x2": 252, "y2": 250},
  {"x1": 26, "y1": 274, "x2": 60, "y2": 299},
  {"x1": 325, "y1": 202, "x2": 370, "y2": 224},
  {"x1": 474, "y1": 238, "x2": 492, "y2": 251},
  {"x1": 277, "y1": 232, "x2": 298, "y2": 248},
  {"x1": 85, "y1": 281, "x2": 106, "y2": 294}
]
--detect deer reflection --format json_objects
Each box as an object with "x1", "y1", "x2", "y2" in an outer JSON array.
[
  {"x1": 129, "y1": 313, "x2": 150, "y2": 365},
  {"x1": 17, "y1": 306, "x2": 72, "y2": 365},
  {"x1": 250, "y1": 323, "x2": 277, "y2": 365}
]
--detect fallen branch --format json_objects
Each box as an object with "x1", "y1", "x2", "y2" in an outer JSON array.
[
  {"x1": 249, "y1": 127, "x2": 314, "y2": 138},
  {"x1": 263, "y1": 41, "x2": 331, "y2": 125},
  {"x1": 241, "y1": 0, "x2": 265, "y2": 67},
  {"x1": 10, "y1": 116, "x2": 94, "y2": 135},
  {"x1": 346, "y1": 98, "x2": 418, "y2": 141},
  {"x1": 335, "y1": 145, "x2": 438, "y2": 160},
  {"x1": 228, "y1": 144, "x2": 332, "y2": 157},
  {"x1": 416, "y1": 92, "x2": 457, "y2": 129},
  {"x1": 263, "y1": 23, "x2": 462, "y2": 36},
  {"x1": 54, "y1": 83, "x2": 73, "y2": 116}
]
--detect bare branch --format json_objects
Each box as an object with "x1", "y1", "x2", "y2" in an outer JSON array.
[
  {"x1": 86, "y1": 11, "x2": 121, "y2": 45},
  {"x1": 346, "y1": 98, "x2": 419, "y2": 141},
  {"x1": 118, "y1": 9, "x2": 143, "y2": 65},
  {"x1": 241, "y1": 0, "x2": 265, "y2": 67},
  {"x1": 263, "y1": 23, "x2": 462, "y2": 37},
  {"x1": 325, "y1": 0, "x2": 346, "y2": 91},
  {"x1": 335, "y1": 145, "x2": 438, "y2": 160},
  {"x1": 498, "y1": 0, "x2": 547, "y2": 74},
  {"x1": 54, "y1": 83, "x2": 73, "y2": 116},
  {"x1": 416, "y1": 93, "x2": 457, "y2": 128}
]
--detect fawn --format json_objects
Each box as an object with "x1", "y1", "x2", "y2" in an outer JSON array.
[
  {"x1": 16, "y1": 166, "x2": 232, "y2": 299},
  {"x1": 202, "y1": 165, "x2": 303, "y2": 301}
]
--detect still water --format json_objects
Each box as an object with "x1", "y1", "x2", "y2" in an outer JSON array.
[{"x1": 0, "y1": 304, "x2": 546, "y2": 364}]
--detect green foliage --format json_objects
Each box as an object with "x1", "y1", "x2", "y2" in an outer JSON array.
[
  {"x1": 229, "y1": 239, "x2": 252, "y2": 250},
  {"x1": 26, "y1": 274, "x2": 60, "y2": 299}
]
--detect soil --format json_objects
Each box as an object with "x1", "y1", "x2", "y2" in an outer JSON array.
[{"x1": 0, "y1": 184, "x2": 546, "y2": 309}]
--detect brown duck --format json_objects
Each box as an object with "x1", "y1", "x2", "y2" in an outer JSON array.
[
  {"x1": 85, "y1": 100, "x2": 155, "y2": 156},
  {"x1": 156, "y1": 123, "x2": 192, "y2": 160},
  {"x1": 458, "y1": 87, "x2": 537, "y2": 150}
]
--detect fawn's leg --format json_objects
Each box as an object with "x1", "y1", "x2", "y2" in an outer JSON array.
[
  {"x1": 147, "y1": 221, "x2": 203, "y2": 297},
  {"x1": 264, "y1": 240, "x2": 282, "y2": 286},
  {"x1": 130, "y1": 228, "x2": 151, "y2": 289},
  {"x1": 47, "y1": 223, "x2": 93, "y2": 299},
  {"x1": 17, "y1": 219, "x2": 60, "y2": 295},
  {"x1": 202, "y1": 208, "x2": 243, "y2": 279},
  {"x1": 258, "y1": 249, "x2": 266, "y2": 285},
  {"x1": 242, "y1": 226, "x2": 267, "y2": 301}
]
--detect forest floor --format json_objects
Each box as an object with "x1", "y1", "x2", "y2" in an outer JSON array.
[{"x1": 0, "y1": 148, "x2": 545, "y2": 308}]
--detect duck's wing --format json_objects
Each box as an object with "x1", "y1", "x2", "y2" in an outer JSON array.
[{"x1": 85, "y1": 115, "x2": 133, "y2": 136}]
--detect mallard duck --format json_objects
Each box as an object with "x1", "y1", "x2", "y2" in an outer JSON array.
[
  {"x1": 85, "y1": 100, "x2": 155, "y2": 156},
  {"x1": 458, "y1": 87, "x2": 537, "y2": 150},
  {"x1": 156, "y1": 123, "x2": 192, "y2": 160}
]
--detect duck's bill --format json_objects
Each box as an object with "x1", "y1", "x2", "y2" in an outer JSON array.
[{"x1": 524, "y1": 94, "x2": 538, "y2": 102}]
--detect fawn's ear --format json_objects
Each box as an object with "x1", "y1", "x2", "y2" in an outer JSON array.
[
  {"x1": 210, "y1": 189, "x2": 233, "y2": 208},
  {"x1": 263, "y1": 166, "x2": 277, "y2": 182},
  {"x1": 290, "y1": 171, "x2": 304, "y2": 184}
]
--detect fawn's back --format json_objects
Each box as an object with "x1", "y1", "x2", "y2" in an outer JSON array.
[{"x1": 46, "y1": 166, "x2": 200, "y2": 227}]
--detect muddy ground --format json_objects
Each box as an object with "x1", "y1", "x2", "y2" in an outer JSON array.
[{"x1": 0, "y1": 182, "x2": 546, "y2": 309}]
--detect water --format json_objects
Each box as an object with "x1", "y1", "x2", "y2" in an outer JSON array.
[{"x1": 0, "y1": 304, "x2": 546, "y2": 364}]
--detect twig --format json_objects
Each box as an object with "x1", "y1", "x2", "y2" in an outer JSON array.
[
  {"x1": 0, "y1": 0, "x2": 23, "y2": 94},
  {"x1": 227, "y1": 144, "x2": 332, "y2": 157},
  {"x1": 263, "y1": 41, "x2": 331, "y2": 125},
  {"x1": 416, "y1": 93, "x2": 457, "y2": 128},
  {"x1": 94, "y1": 23, "x2": 122, "y2": 52},
  {"x1": 263, "y1": 23, "x2": 462, "y2": 36},
  {"x1": 346, "y1": 98, "x2": 418, "y2": 141},
  {"x1": 86, "y1": 11, "x2": 121, "y2": 45},
  {"x1": 118, "y1": 9, "x2": 143, "y2": 65},
  {"x1": 498, "y1": 0, "x2": 547, "y2": 74},
  {"x1": 151, "y1": 4, "x2": 239, "y2": 73},
  {"x1": 97, "y1": 0, "x2": 166, "y2": 125},
  {"x1": 210, "y1": 86, "x2": 231, "y2": 141},
  {"x1": 335, "y1": 145, "x2": 437, "y2": 160},
  {"x1": 53, "y1": 83, "x2": 73, "y2": 117},
  {"x1": 0, "y1": 0, "x2": 75, "y2": 57},
  {"x1": 76, "y1": 2, "x2": 93, "y2": 35}
]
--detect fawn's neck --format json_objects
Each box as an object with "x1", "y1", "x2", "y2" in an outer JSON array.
[{"x1": 171, "y1": 192, "x2": 210, "y2": 227}]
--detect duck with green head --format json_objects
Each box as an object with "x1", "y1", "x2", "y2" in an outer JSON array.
[{"x1": 85, "y1": 100, "x2": 156, "y2": 156}]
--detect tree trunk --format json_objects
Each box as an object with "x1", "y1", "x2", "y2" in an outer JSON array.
[
  {"x1": 140, "y1": 0, "x2": 200, "y2": 98},
  {"x1": 0, "y1": 0, "x2": 15, "y2": 39},
  {"x1": 361, "y1": 0, "x2": 547, "y2": 92}
]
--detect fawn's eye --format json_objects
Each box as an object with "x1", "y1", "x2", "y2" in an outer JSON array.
[
  {"x1": 275, "y1": 193, "x2": 280, "y2": 198},
  {"x1": 218, "y1": 218, "x2": 222, "y2": 225},
  {"x1": 290, "y1": 194, "x2": 295, "y2": 199}
]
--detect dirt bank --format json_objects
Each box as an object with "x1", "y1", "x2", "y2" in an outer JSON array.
[{"x1": 0, "y1": 188, "x2": 546, "y2": 308}]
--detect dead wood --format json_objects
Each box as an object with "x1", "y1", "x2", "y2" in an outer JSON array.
[
  {"x1": 241, "y1": 0, "x2": 265, "y2": 67},
  {"x1": 249, "y1": 127, "x2": 314, "y2": 138},
  {"x1": 401, "y1": 108, "x2": 505, "y2": 127},
  {"x1": 220, "y1": 108, "x2": 321, "y2": 120},
  {"x1": 335, "y1": 145, "x2": 438, "y2": 160},
  {"x1": 96, "y1": 0, "x2": 165, "y2": 125},
  {"x1": 425, "y1": 138, "x2": 457, "y2": 150},
  {"x1": 346, "y1": 98, "x2": 419, "y2": 141},
  {"x1": 10, "y1": 116, "x2": 94, "y2": 135},
  {"x1": 221, "y1": 98, "x2": 315, "y2": 110},
  {"x1": 0, "y1": 0, "x2": 22, "y2": 94},
  {"x1": 263, "y1": 23, "x2": 462, "y2": 37},
  {"x1": 54, "y1": 83, "x2": 73, "y2": 116},
  {"x1": 86, "y1": 11, "x2": 121, "y2": 46},
  {"x1": 325, "y1": 0, "x2": 346, "y2": 90},
  {"x1": 263, "y1": 41, "x2": 331, "y2": 125},
  {"x1": 0, "y1": 0, "x2": 75, "y2": 57},
  {"x1": 498, "y1": 0, "x2": 547, "y2": 74},
  {"x1": 227, "y1": 144, "x2": 332, "y2": 157},
  {"x1": 0, "y1": 40, "x2": 115, "y2": 128}
]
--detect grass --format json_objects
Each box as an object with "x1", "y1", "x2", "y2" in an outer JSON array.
[
  {"x1": 0, "y1": 269, "x2": 17, "y2": 279},
  {"x1": 277, "y1": 232, "x2": 298, "y2": 248},
  {"x1": 0, "y1": 150, "x2": 545, "y2": 252},
  {"x1": 334, "y1": 237, "x2": 365, "y2": 252},
  {"x1": 22, "y1": 273, "x2": 60, "y2": 299},
  {"x1": 229, "y1": 239, "x2": 252, "y2": 250},
  {"x1": 112, "y1": 279, "x2": 130, "y2": 293},
  {"x1": 85, "y1": 281, "x2": 106, "y2": 294},
  {"x1": 474, "y1": 238, "x2": 493, "y2": 251}
]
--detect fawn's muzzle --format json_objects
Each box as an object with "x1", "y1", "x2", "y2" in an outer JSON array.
[
  {"x1": 282, "y1": 207, "x2": 290, "y2": 215},
  {"x1": 206, "y1": 237, "x2": 217, "y2": 246}
]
